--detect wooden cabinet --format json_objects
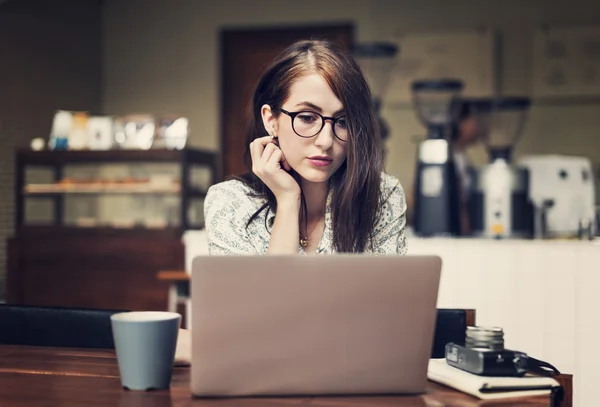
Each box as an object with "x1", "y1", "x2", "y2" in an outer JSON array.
[{"x1": 6, "y1": 148, "x2": 220, "y2": 311}]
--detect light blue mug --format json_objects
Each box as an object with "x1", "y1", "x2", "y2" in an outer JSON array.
[{"x1": 111, "y1": 311, "x2": 181, "y2": 391}]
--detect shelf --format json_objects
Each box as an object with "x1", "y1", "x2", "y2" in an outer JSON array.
[
  {"x1": 16, "y1": 147, "x2": 219, "y2": 166},
  {"x1": 22, "y1": 184, "x2": 208, "y2": 198},
  {"x1": 17, "y1": 225, "x2": 189, "y2": 238},
  {"x1": 15, "y1": 146, "x2": 219, "y2": 231},
  {"x1": 23, "y1": 183, "x2": 181, "y2": 195}
]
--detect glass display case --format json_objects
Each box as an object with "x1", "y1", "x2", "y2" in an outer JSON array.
[{"x1": 15, "y1": 148, "x2": 220, "y2": 233}]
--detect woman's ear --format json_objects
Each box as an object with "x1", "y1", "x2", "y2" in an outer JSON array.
[{"x1": 261, "y1": 104, "x2": 278, "y2": 137}]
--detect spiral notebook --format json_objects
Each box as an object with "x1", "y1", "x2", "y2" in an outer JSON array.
[{"x1": 427, "y1": 358, "x2": 560, "y2": 400}]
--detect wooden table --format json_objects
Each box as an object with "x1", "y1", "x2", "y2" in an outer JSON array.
[{"x1": 0, "y1": 345, "x2": 563, "y2": 406}]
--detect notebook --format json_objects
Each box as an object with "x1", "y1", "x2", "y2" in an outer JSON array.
[{"x1": 427, "y1": 358, "x2": 560, "y2": 400}]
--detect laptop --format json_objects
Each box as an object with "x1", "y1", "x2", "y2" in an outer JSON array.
[{"x1": 190, "y1": 254, "x2": 441, "y2": 397}]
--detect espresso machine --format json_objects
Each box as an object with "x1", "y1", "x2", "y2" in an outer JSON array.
[
  {"x1": 412, "y1": 79, "x2": 464, "y2": 236},
  {"x1": 468, "y1": 97, "x2": 534, "y2": 239},
  {"x1": 518, "y1": 154, "x2": 596, "y2": 239}
]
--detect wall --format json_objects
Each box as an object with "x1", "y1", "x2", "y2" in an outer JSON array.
[
  {"x1": 103, "y1": 0, "x2": 600, "y2": 199},
  {"x1": 0, "y1": 0, "x2": 103, "y2": 299}
]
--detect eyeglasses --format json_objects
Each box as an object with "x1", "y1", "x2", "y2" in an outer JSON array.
[{"x1": 271, "y1": 106, "x2": 348, "y2": 142}]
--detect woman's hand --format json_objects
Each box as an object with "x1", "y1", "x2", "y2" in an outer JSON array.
[{"x1": 250, "y1": 136, "x2": 301, "y2": 202}]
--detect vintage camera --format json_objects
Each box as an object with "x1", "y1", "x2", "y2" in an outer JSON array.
[{"x1": 445, "y1": 326, "x2": 533, "y2": 377}]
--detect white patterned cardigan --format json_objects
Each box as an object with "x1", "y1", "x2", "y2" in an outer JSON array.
[{"x1": 203, "y1": 172, "x2": 408, "y2": 255}]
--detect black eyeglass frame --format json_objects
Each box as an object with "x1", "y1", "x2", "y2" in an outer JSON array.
[{"x1": 271, "y1": 106, "x2": 348, "y2": 142}]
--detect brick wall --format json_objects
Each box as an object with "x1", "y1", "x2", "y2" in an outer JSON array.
[{"x1": 0, "y1": 0, "x2": 103, "y2": 300}]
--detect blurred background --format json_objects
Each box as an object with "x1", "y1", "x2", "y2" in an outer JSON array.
[
  {"x1": 2, "y1": 0, "x2": 600, "y2": 300},
  {"x1": 2, "y1": 0, "x2": 600, "y2": 292}
]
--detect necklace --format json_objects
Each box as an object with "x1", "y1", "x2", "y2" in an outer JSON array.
[
  {"x1": 299, "y1": 220, "x2": 320, "y2": 248},
  {"x1": 300, "y1": 233, "x2": 309, "y2": 248},
  {"x1": 300, "y1": 211, "x2": 325, "y2": 249}
]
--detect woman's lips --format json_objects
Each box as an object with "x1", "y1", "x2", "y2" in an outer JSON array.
[{"x1": 307, "y1": 157, "x2": 333, "y2": 167}]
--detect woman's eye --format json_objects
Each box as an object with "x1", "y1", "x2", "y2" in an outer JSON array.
[
  {"x1": 336, "y1": 118, "x2": 347, "y2": 128},
  {"x1": 298, "y1": 113, "x2": 318, "y2": 123}
]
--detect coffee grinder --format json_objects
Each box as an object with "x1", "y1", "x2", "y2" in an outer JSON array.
[
  {"x1": 468, "y1": 97, "x2": 534, "y2": 239},
  {"x1": 412, "y1": 79, "x2": 464, "y2": 236},
  {"x1": 353, "y1": 42, "x2": 399, "y2": 147}
]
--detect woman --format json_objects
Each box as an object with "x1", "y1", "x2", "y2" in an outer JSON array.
[{"x1": 204, "y1": 40, "x2": 407, "y2": 255}]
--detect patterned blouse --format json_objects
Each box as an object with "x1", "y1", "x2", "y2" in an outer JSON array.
[{"x1": 203, "y1": 172, "x2": 408, "y2": 255}]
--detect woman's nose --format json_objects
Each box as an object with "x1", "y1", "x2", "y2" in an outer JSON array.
[{"x1": 314, "y1": 120, "x2": 335, "y2": 149}]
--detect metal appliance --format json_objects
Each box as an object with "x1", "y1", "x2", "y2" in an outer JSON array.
[
  {"x1": 468, "y1": 97, "x2": 534, "y2": 239},
  {"x1": 353, "y1": 42, "x2": 399, "y2": 145},
  {"x1": 518, "y1": 155, "x2": 596, "y2": 239},
  {"x1": 412, "y1": 79, "x2": 464, "y2": 236}
]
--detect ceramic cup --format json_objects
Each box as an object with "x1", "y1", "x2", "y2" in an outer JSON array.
[{"x1": 111, "y1": 311, "x2": 181, "y2": 391}]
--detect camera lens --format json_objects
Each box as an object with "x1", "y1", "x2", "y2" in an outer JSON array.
[{"x1": 466, "y1": 326, "x2": 504, "y2": 351}]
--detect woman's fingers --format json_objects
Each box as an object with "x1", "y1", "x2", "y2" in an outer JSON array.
[
  {"x1": 250, "y1": 136, "x2": 276, "y2": 172},
  {"x1": 250, "y1": 136, "x2": 273, "y2": 155},
  {"x1": 267, "y1": 148, "x2": 283, "y2": 169},
  {"x1": 249, "y1": 139, "x2": 263, "y2": 167},
  {"x1": 271, "y1": 148, "x2": 291, "y2": 171},
  {"x1": 265, "y1": 145, "x2": 291, "y2": 172},
  {"x1": 261, "y1": 142, "x2": 278, "y2": 163},
  {"x1": 248, "y1": 136, "x2": 300, "y2": 199}
]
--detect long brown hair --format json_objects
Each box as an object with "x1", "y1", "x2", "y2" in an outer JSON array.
[{"x1": 235, "y1": 39, "x2": 383, "y2": 252}]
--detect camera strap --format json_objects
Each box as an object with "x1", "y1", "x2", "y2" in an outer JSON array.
[
  {"x1": 523, "y1": 355, "x2": 564, "y2": 407},
  {"x1": 523, "y1": 355, "x2": 561, "y2": 378}
]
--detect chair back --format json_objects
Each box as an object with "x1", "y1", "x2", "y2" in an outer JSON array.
[
  {"x1": 0, "y1": 304, "x2": 128, "y2": 349},
  {"x1": 432, "y1": 309, "x2": 474, "y2": 358}
]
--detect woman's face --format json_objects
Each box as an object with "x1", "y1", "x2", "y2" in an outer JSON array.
[{"x1": 262, "y1": 73, "x2": 348, "y2": 186}]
